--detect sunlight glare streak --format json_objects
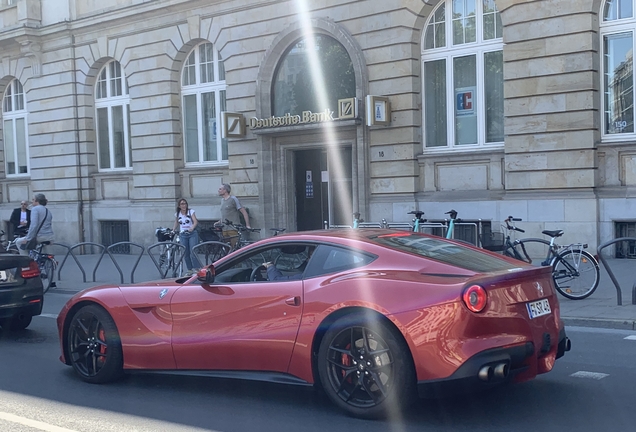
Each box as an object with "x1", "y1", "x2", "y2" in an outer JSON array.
[{"x1": 295, "y1": 0, "x2": 353, "y2": 227}]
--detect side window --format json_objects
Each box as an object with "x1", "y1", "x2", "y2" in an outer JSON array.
[
  {"x1": 214, "y1": 245, "x2": 312, "y2": 282},
  {"x1": 304, "y1": 245, "x2": 376, "y2": 278},
  {"x1": 2, "y1": 79, "x2": 29, "y2": 176},
  {"x1": 600, "y1": 0, "x2": 636, "y2": 138}
]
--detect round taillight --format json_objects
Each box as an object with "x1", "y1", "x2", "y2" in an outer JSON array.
[{"x1": 463, "y1": 285, "x2": 487, "y2": 313}]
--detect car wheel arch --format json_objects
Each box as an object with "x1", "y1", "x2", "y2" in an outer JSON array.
[{"x1": 310, "y1": 306, "x2": 416, "y2": 389}]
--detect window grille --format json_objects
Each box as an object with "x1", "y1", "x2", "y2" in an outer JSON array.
[{"x1": 101, "y1": 220, "x2": 130, "y2": 254}]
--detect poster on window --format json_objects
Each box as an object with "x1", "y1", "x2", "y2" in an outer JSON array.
[{"x1": 455, "y1": 87, "x2": 476, "y2": 117}]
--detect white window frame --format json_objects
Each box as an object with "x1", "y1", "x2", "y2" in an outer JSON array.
[
  {"x1": 600, "y1": 0, "x2": 636, "y2": 142},
  {"x1": 94, "y1": 60, "x2": 132, "y2": 171},
  {"x1": 421, "y1": 0, "x2": 504, "y2": 152},
  {"x1": 181, "y1": 42, "x2": 227, "y2": 165},
  {"x1": 2, "y1": 79, "x2": 30, "y2": 177}
]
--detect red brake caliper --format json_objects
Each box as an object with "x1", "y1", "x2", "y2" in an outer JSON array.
[
  {"x1": 341, "y1": 343, "x2": 351, "y2": 379},
  {"x1": 98, "y1": 328, "x2": 107, "y2": 364}
]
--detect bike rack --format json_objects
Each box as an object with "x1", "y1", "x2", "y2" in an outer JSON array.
[
  {"x1": 106, "y1": 242, "x2": 145, "y2": 284},
  {"x1": 192, "y1": 241, "x2": 230, "y2": 267},
  {"x1": 597, "y1": 237, "x2": 636, "y2": 306},
  {"x1": 56, "y1": 242, "x2": 106, "y2": 283},
  {"x1": 147, "y1": 241, "x2": 187, "y2": 278}
]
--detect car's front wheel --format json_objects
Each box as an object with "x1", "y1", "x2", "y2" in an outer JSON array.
[
  {"x1": 317, "y1": 312, "x2": 416, "y2": 418},
  {"x1": 67, "y1": 304, "x2": 123, "y2": 384}
]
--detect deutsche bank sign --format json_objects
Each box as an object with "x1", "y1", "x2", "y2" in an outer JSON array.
[{"x1": 455, "y1": 87, "x2": 475, "y2": 116}]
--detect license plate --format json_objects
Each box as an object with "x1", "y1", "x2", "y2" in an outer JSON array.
[
  {"x1": 527, "y1": 299, "x2": 551, "y2": 319},
  {"x1": 0, "y1": 270, "x2": 6, "y2": 282}
]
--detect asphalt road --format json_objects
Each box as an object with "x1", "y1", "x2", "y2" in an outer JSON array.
[{"x1": 0, "y1": 293, "x2": 635, "y2": 432}]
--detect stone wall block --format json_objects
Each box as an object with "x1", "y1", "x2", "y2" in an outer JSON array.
[
  {"x1": 504, "y1": 14, "x2": 595, "y2": 43},
  {"x1": 505, "y1": 52, "x2": 595, "y2": 80},
  {"x1": 506, "y1": 150, "x2": 594, "y2": 171},
  {"x1": 504, "y1": 72, "x2": 595, "y2": 98},
  {"x1": 505, "y1": 110, "x2": 596, "y2": 135},
  {"x1": 506, "y1": 169, "x2": 595, "y2": 189},
  {"x1": 505, "y1": 130, "x2": 596, "y2": 153},
  {"x1": 371, "y1": 160, "x2": 418, "y2": 177},
  {"x1": 370, "y1": 176, "x2": 417, "y2": 194}
]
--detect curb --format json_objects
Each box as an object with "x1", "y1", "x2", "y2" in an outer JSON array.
[{"x1": 563, "y1": 317, "x2": 636, "y2": 331}]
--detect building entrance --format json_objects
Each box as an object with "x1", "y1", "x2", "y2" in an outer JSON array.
[{"x1": 294, "y1": 146, "x2": 353, "y2": 231}]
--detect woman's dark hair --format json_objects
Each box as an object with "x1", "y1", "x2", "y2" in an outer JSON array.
[
  {"x1": 176, "y1": 198, "x2": 189, "y2": 215},
  {"x1": 34, "y1": 193, "x2": 48, "y2": 206}
]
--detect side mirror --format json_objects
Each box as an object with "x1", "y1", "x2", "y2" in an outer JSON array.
[{"x1": 197, "y1": 266, "x2": 215, "y2": 284}]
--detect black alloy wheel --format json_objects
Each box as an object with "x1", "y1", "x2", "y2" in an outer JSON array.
[
  {"x1": 67, "y1": 304, "x2": 123, "y2": 384},
  {"x1": 317, "y1": 313, "x2": 416, "y2": 418}
]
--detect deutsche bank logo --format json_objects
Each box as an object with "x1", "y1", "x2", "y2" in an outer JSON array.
[{"x1": 455, "y1": 87, "x2": 475, "y2": 116}]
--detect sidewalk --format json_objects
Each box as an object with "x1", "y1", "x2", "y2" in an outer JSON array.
[{"x1": 50, "y1": 251, "x2": 636, "y2": 330}]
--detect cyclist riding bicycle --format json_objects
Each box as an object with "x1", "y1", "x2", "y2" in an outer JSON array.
[{"x1": 17, "y1": 193, "x2": 54, "y2": 256}]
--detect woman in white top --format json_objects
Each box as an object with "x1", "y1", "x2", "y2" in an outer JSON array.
[{"x1": 172, "y1": 198, "x2": 200, "y2": 272}]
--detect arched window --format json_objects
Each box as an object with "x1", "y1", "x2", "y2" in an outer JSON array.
[
  {"x1": 600, "y1": 0, "x2": 636, "y2": 139},
  {"x1": 422, "y1": 0, "x2": 503, "y2": 150},
  {"x1": 272, "y1": 34, "x2": 355, "y2": 116},
  {"x1": 2, "y1": 79, "x2": 29, "y2": 175},
  {"x1": 181, "y1": 42, "x2": 226, "y2": 164},
  {"x1": 95, "y1": 60, "x2": 131, "y2": 170}
]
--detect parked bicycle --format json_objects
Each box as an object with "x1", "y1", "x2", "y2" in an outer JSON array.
[
  {"x1": 154, "y1": 227, "x2": 183, "y2": 278},
  {"x1": 488, "y1": 216, "x2": 600, "y2": 300}
]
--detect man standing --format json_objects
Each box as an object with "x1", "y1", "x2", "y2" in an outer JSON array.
[
  {"x1": 9, "y1": 200, "x2": 31, "y2": 237},
  {"x1": 216, "y1": 183, "x2": 250, "y2": 245}
]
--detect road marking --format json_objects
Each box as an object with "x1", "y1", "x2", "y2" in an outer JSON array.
[
  {"x1": 570, "y1": 371, "x2": 609, "y2": 380},
  {"x1": 624, "y1": 335, "x2": 636, "y2": 340},
  {"x1": 39, "y1": 313, "x2": 58, "y2": 319},
  {"x1": 0, "y1": 411, "x2": 78, "y2": 432}
]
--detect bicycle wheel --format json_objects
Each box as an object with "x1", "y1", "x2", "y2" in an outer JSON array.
[
  {"x1": 158, "y1": 246, "x2": 170, "y2": 278},
  {"x1": 552, "y1": 249, "x2": 599, "y2": 300},
  {"x1": 40, "y1": 257, "x2": 55, "y2": 293}
]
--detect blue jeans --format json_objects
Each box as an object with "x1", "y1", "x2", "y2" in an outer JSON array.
[{"x1": 179, "y1": 230, "x2": 201, "y2": 270}]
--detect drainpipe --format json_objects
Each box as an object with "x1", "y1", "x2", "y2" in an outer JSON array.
[{"x1": 71, "y1": 34, "x2": 85, "y2": 244}]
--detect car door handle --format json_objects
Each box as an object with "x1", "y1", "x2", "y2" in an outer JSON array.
[{"x1": 285, "y1": 296, "x2": 301, "y2": 306}]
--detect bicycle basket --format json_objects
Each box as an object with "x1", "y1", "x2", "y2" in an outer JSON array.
[
  {"x1": 155, "y1": 228, "x2": 173, "y2": 242},
  {"x1": 481, "y1": 232, "x2": 504, "y2": 251}
]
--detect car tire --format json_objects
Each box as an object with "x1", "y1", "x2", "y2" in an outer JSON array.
[
  {"x1": 0, "y1": 313, "x2": 32, "y2": 331},
  {"x1": 67, "y1": 304, "x2": 124, "y2": 384},
  {"x1": 317, "y1": 312, "x2": 416, "y2": 419}
]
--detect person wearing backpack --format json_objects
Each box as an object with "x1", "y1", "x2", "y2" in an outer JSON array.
[{"x1": 172, "y1": 198, "x2": 201, "y2": 274}]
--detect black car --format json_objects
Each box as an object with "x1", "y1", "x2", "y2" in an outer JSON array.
[{"x1": 0, "y1": 254, "x2": 44, "y2": 331}]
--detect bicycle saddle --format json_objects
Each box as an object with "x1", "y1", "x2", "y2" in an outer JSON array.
[
  {"x1": 40, "y1": 241, "x2": 52, "y2": 245},
  {"x1": 542, "y1": 230, "x2": 563, "y2": 238}
]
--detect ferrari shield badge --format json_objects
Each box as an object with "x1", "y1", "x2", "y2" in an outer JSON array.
[{"x1": 159, "y1": 288, "x2": 168, "y2": 299}]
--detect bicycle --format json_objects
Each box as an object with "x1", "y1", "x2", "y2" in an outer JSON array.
[
  {"x1": 496, "y1": 216, "x2": 600, "y2": 300},
  {"x1": 155, "y1": 227, "x2": 183, "y2": 278},
  {"x1": 29, "y1": 242, "x2": 57, "y2": 293},
  {"x1": 3, "y1": 234, "x2": 57, "y2": 293}
]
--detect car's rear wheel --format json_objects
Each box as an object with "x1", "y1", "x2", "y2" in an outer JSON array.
[
  {"x1": 317, "y1": 312, "x2": 416, "y2": 419},
  {"x1": 0, "y1": 313, "x2": 32, "y2": 331},
  {"x1": 67, "y1": 304, "x2": 123, "y2": 384}
]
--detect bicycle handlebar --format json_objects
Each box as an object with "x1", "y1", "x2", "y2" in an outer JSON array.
[
  {"x1": 223, "y1": 219, "x2": 261, "y2": 233},
  {"x1": 504, "y1": 217, "x2": 525, "y2": 233}
]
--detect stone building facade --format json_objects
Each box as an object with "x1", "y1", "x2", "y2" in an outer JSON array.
[{"x1": 0, "y1": 0, "x2": 633, "y2": 256}]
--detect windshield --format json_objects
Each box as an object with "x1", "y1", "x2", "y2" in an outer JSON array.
[{"x1": 370, "y1": 233, "x2": 520, "y2": 272}]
